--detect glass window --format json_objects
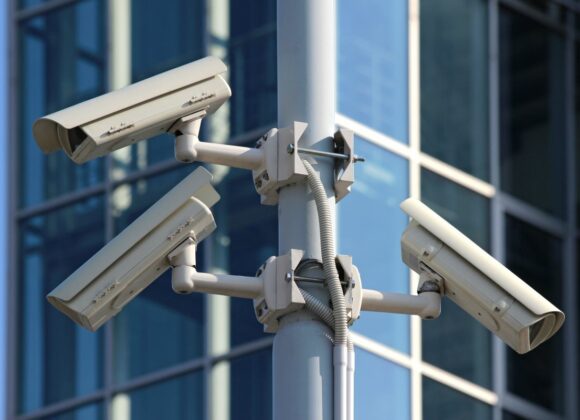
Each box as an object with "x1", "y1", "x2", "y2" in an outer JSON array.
[
  {"x1": 19, "y1": 0, "x2": 106, "y2": 208},
  {"x1": 421, "y1": 169, "x2": 491, "y2": 387},
  {"x1": 229, "y1": 1, "x2": 277, "y2": 135},
  {"x1": 110, "y1": 0, "x2": 206, "y2": 176},
  {"x1": 230, "y1": 349, "x2": 272, "y2": 420},
  {"x1": 339, "y1": 139, "x2": 410, "y2": 352},
  {"x1": 112, "y1": 372, "x2": 204, "y2": 420},
  {"x1": 502, "y1": 411, "x2": 528, "y2": 420},
  {"x1": 355, "y1": 349, "x2": 410, "y2": 420},
  {"x1": 112, "y1": 167, "x2": 205, "y2": 383},
  {"x1": 19, "y1": 197, "x2": 105, "y2": 413},
  {"x1": 211, "y1": 166, "x2": 277, "y2": 346},
  {"x1": 338, "y1": 0, "x2": 408, "y2": 142},
  {"x1": 40, "y1": 404, "x2": 103, "y2": 420},
  {"x1": 423, "y1": 377, "x2": 492, "y2": 420},
  {"x1": 505, "y1": 215, "x2": 563, "y2": 413},
  {"x1": 420, "y1": 0, "x2": 488, "y2": 180},
  {"x1": 499, "y1": 8, "x2": 566, "y2": 218}
]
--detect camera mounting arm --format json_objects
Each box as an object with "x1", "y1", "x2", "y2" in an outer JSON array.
[{"x1": 171, "y1": 113, "x2": 264, "y2": 169}]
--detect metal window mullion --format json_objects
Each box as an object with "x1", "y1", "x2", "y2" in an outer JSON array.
[
  {"x1": 16, "y1": 183, "x2": 107, "y2": 220},
  {"x1": 500, "y1": 193, "x2": 567, "y2": 237},
  {"x1": 14, "y1": 0, "x2": 79, "y2": 21},
  {"x1": 409, "y1": 1, "x2": 422, "y2": 419},
  {"x1": 499, "y1": 0, "x2": 567, "y2": 33},
  {"x1": 14, "y1": 390, "x2": 107, "y2": 420},
  {"x1": 489, "y1": 1, "x2": 506, "y2": 420},
  {"x1": 7, "y1": 0, "x2": 19, "y2": 416},
  {"x1": 563, "y1": 10, "x2": 578, "y2": 420}
]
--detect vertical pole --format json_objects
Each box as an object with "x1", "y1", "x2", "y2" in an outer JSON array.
[{"x1": 274, "y1": 1, "x2": 336, "y2": 419}]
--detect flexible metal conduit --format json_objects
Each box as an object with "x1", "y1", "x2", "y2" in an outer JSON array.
[
  {"x1": 302, "y1": 160, "x2": 348, "y2": 344},
  {"x1": 303, "y1": 159, "x2": 349, "y2": 420}
]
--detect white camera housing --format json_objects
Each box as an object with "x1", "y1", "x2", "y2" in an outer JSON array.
[
  {"x1": 33, "y1": 56, "x2": 231, "y2": 164},
  {"x1": 47, "y1": 167, "x2": 220, "y2": 331},
  {"x1": 400, "y1": 198, "x2": 564, "y2": 354}
]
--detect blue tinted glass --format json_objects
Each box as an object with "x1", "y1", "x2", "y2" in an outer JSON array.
[
  {"x1": 229, "y1": 2, "x2": 277, "y2": 134},
  {"x1": 211, "y1": 167, "x2": 277, "y2": 346},
  {"x1": 112, "y1": 167, "x2": 205, "y2": 382},
  {"x1": 40, "y1": 404, "x2": 103, "y2": 420},
  {"x1": 421, "y1": 169, "x2": 492, "y2": 388},
  {"x1": 131, "y1": 0, "x2": 204, "y2": 82},
  {"x1": 112, "y1": 0, "x2": 205, "y2": 174},
  {"x1": 423, "y1": 377, "x2": 491, "y2": 420},
  {"x1": 230, "y1": 349, "x2": 272, "y2": 420},
  {"x1": 355, "y1": 349, "x2": 410, "y2": 420},
  {"x1": 339, "y1": 140, "x2": 409, "y2": 352},
  {"x1": 19, "y1": 1, "x2": 106, "y2": 208},
  {"x1": 19, "y1": 197, "x2": 105, "y2": 413},
  {"x1": 115, "y1": 372, "x2": 204, "y2": 420},
  {"x1": 505, "y1": 216, "x2": 563, "y2": 413},
  {"x1": 338, "y1": 0, "x2": 408, "y2": 142},
  {"x1": 421, "y1": 0, "x2": 489, "y2": 179}
]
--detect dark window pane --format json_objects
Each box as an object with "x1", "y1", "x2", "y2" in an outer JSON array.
[
  {"x1": 19, "y1": 0, "x2": 106, "y2": 207},
  {"x1": 502, "y1": 411, "x2": 528, "y2": 420},
  {"x1": 19, "y1": 197, "x2": 105, "y2": 413},
  {"x1": 40, "y1": 404, "x2": 103, "y2": 420},
  {"x1": 338, "y1": 0, "x2": 408, "y2": 142},
  {"x1": 339, "y1": 140, "x2": 410, "y2": 352},
  {"x1": 420, "y1": 0, "x2": 488, "y2": 179},
  {"x1": 131, "y1": 0, "x2": 204, "y2": 82},
  {"x1": 230, "y1": 349, "x2": 272, "y2": 420},
  {"x1": 355, "y1": 350, "x2": 410, "y2": 420},
  {"x1": 499, "y1": 8, "x2": 566, "y2": 218},
  {"x1": 229, "y1": 2, "x2": 277, "y2": 135},
  {"x1": 505, "y1": 215, "x2": 563, "y2": 413},
  {"x1": 211, "y1": 166, "x2": 276, "y2": 346},
  {"x1": 423, "y1": 377, "x2": 492, "y2": 420},
  {"x1": 421, "y1": 169, "x2": 491, "y2": 388},
  {"x1": 113, "y1": 372, "x2": 204, "y2": 420},
  {"x1": 112, "y1": 167, "x2": 205, "y2": 382}
]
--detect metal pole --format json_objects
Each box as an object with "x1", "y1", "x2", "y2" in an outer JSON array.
[{"x1": 274, "y1": 1, "x2": 336, "y2": 419}]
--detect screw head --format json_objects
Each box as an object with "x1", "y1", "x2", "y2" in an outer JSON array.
[
  {"x1": 287, "y1": 144, "x2": 295, "y2": 154},
  {"x1": 285, "y1": 272, "x2": 292, "y2": 282}
]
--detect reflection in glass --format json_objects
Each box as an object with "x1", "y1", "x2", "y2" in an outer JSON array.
[
  {"x1": 110, "y1": 0, "x2": 205, "y2": 175},
  {"x1": 19, "y1": 197, "x2": 104, "y2": 413},
  {"x1": 112, "y1": 167, "x2": 205, "y2": 382},
  {"x1": 212, "y1": 167, "x2": 277, "y2": 346},
  {"x1": 499, "y1": 8, "x2": 566, "y2": 218},
  {"x1": 40, "y1": 404, "x2": 103, "y2": 420},
  {"x1": 355, "y1": 349, "x2": 410, "y2": 420},
  {"x1": 505, "y1": 216, "x2": 563, "y2": 413},
  {"x1": 338, "y1": 0, "x2": 408, "y2": 142},
  {"x1": 19, "y1": 0, "x2": 105, "y2": 207},
  {"x1": 420, "y1": 0, "x2": 488, "y2": 179},
  {"x1": 423, "y1": 377, "x2": 491, "y2": 420},
  {"x1": 229, "y1": 2, "x2": 277, "y2": 135},
  {"x1": 339, "y1": 140, "x2": 409, "y2": 352},
  {"x1": 112, "y1": 373, "x2": 203, "y2": 420},
  {"x1": 230, "y1": 349, "x2": 272, "y2": 420},
  {"x1": 421, "y1": 169, "x2": 491, "y2": 387}
]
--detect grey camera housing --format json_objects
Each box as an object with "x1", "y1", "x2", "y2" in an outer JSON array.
[
  {"x1": 47, "y1": 167, "x2": 220, "y2": 331},
  {"x1": 400, "y1": 198, "x2": 564, "y2": 354},
  {"x1": 33, "y1": 56, "x2": 231, "y2": 164}
]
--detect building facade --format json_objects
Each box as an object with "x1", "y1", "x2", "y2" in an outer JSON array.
[{"x1": 5, "y1": 0, "x2": 578, "y2": 419}]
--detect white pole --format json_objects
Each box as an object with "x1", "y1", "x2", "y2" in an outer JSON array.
[{"x1": 274, "y1": 1, "x2": 336, "y2": 419}]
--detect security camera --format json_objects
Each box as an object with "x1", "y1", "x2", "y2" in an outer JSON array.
[
  {"x1": 46, "y1": 167, "x2": 220, "y2": 331},
  {"x1": 33, "y1": 56, "x2": 231, "y2": 164},
  {"x1": 400, "y1": 198, "x2": 564, "y2": 354}
]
